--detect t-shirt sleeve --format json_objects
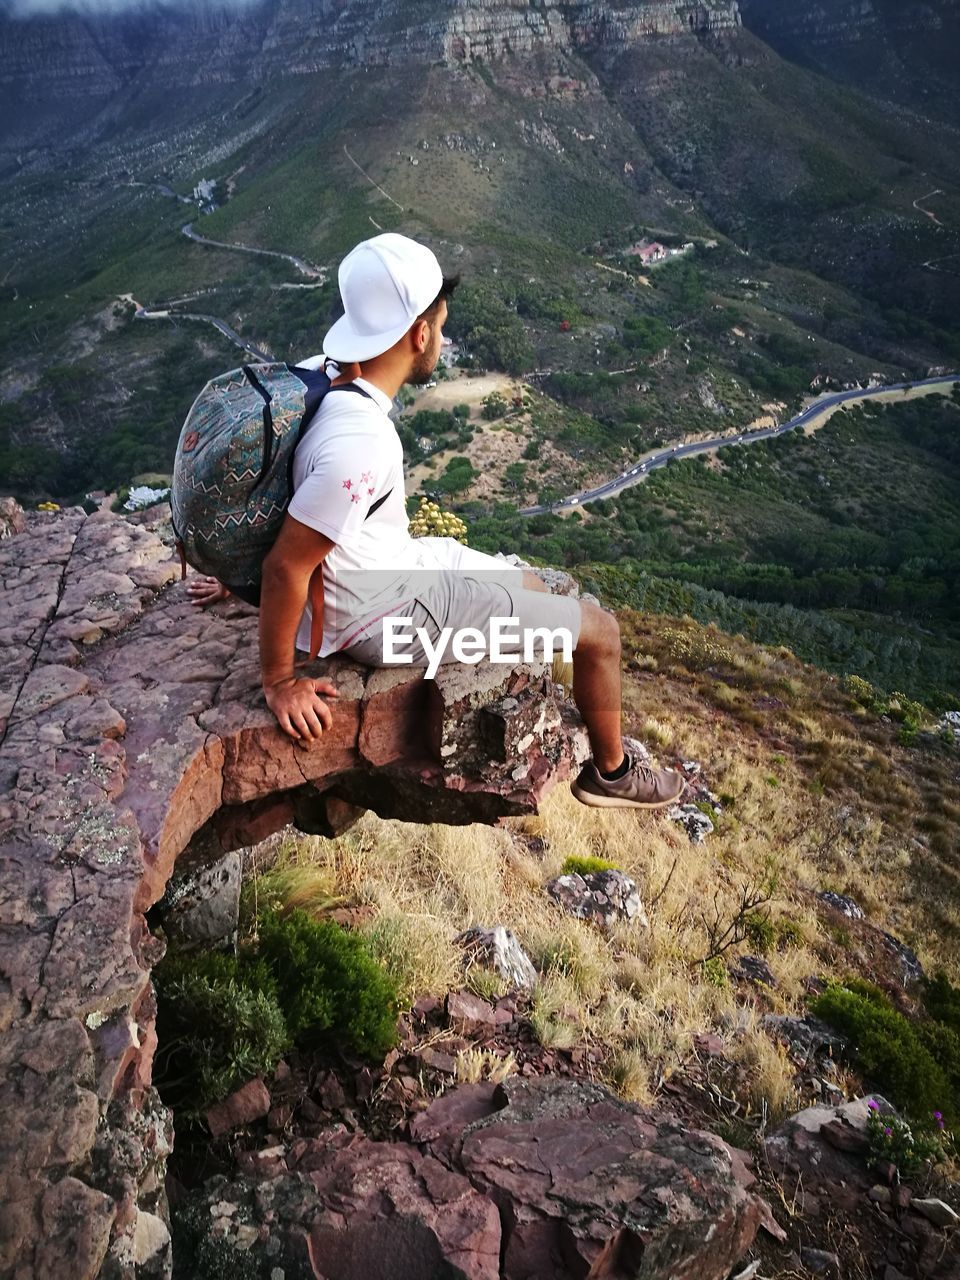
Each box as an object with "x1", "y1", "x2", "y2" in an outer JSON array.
[{"x1": 288, "y1": 431, "x2": 383, "y2": 544}]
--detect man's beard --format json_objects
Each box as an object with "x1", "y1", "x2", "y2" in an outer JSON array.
[{"x1": 409, "y1": 348, "x2": 437, "y2": 386}]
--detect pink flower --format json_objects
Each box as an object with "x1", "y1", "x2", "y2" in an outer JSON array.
[
  {"x1": 884, "y1": 1126, "x2": 892, "y2": 1137},
  {"x1": 867, "y1": 1099, "x2": 880, "y2": 1111},
  {"x1": 342, "y1": 479, "x2": 352, "y2": 491}
]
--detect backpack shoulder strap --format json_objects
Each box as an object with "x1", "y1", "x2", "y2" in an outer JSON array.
[
  {"x1": 293, "y1": 375, "x2": 392, "y2": 660},
  {"x1": 305, "y1": 380, "x2": 390, "y2": 519}
]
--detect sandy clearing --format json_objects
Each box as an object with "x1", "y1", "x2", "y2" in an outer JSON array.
[
  {"x1": 406, "y1": 416, "x2": 530, "y2": 500},
  {"x1": 404, "y1": 370, "x2": 530, "y2": 499},
  {"x1": 408, "y1": 370, "x2": 518, "y2": 417}
]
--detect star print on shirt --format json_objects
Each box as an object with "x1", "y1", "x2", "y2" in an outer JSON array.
[
  {"x1": 342, "y1": 479, "x2": 353, "y2": 491},
  {"x1": 350, "y1": 493, "x2": 361, "y2": 503}
]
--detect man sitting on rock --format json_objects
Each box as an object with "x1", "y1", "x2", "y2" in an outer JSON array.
[{"x1": 199, "y1": 232, "x2": 684, "y2": 811}]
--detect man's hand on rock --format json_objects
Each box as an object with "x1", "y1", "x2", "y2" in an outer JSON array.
[
  {"x1": 187, "y1": 576, "x2": 231, "y2": 608},
  {"x1": 264, "y1": 677, "x2": 339, "y2": 744}
]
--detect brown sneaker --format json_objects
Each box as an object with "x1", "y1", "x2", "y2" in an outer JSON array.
[{"x1": 571, "y1": 754, "x2": 686, "y2": 810}]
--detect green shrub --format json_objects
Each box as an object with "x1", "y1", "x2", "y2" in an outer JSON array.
[
  {"x1": 923, "y1": 971, "x2": 960, "y2": 1033},
  {"x1": 744, "y1": 909, "x2": 777, "y2": 955},
  {"x1": 154, "y1": 950, "x2": 289, "y2": 1116},
  {"x1": 811, "y1": 982, "x2": 956, "y2": 1125},
  {"x1": 560, "y1": 854, "x2": 617, "y2": 877},
  {"x1": 436, "y1": 455, "x2": 477, "y2": 494},
  {"x1": 701, "y1": 956, "x2": 728, "y2": 989},
  {"x1": 256, "y1": 909, "x2": 399, "y2": 1057},
  {"x1": 481, "y1": 392, "x2": 508, "y2": 421},
  {"x1": 155, "y1": 912, "x2": 398, "y2": 1118},
  {"x1": 865, "y1": 1104, "x2": 950, "y2": 1178}
]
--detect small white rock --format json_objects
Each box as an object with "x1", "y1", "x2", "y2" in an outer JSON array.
[{"x1": 912, "y1": 1197, "x2": 960, "y2": 1228}]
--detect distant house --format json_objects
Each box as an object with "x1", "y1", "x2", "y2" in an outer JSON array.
[
  {"x1": 193, "y1": 178, "x2": 216, "y2": 207},
  {"x1": 624, "y1": 240, "x2": 669, "y2": 266},
  {"x1": 639, "y1": 242, "x2": 668, "y2": 266}
]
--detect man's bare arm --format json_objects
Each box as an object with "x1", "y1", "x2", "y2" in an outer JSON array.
[{"x1": 260, "y1": 515, "x2": 339, "y2": 743}]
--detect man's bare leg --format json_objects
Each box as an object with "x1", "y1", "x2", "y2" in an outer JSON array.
[
  {"x1": 569, "y1": 601, "x2": 685, "y2": 808},
  {"x1": 519, "y1": 575, "x2": 624, "y2": 769},
  {"x1": 571, "y1": 602, "x2": 625, "y2": 773}
]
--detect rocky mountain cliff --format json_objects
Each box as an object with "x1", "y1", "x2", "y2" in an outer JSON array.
[
  {"x1": 739, "y1": 0, "x2": 960, "y2": 122},
  {"x1": 0, "y1": 0, "x2": 740, "y2": 143}
]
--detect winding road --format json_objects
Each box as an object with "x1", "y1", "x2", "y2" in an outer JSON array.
[
  {"x1": 913, "y1": 188, "x2": 945, "y2": 228},
  {"x1": 133, "y1": 205, "x2": 958, "y2": 504},
  {"x1": 519, "y1": 375, "x2": 960, "y2": 516},
  {"x1": 181, "y1": 223, "x2": 325, "y2": 280},
  {"x1": 127, "y1": 294, "x2": 272, "y2": 361},
  {"x1": 128, "y1": 221, "x2": 327, "y2": 356}
]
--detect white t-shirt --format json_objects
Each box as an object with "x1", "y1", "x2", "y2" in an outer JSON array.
[
  {"x1": 287, "y1": 364, "x2": 522, "y2": 655},
  {"x1": 289, "y1": 376, "x2": 417, "y2": 655}
]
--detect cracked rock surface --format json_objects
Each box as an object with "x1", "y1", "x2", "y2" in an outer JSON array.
[
  {"x1": 0, "y1": 507, "x2": 587, "y2": 1280},
  {"x1": 192, "y1": 1076, "x2": 767, "y2": 1280}
]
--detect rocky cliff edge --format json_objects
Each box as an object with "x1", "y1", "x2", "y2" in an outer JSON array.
[{"x1": 0, "y1": 504, "x2": 590, "y2": 1278}]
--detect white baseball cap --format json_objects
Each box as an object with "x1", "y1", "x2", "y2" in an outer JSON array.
[{"x1": 323, "y1": 233, "x2": 444, "y2": 362}]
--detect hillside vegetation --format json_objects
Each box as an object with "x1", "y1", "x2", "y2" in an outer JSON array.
[
  {"x1": 2, "y1": 26, "x2": 957, "y2": 502},
  {"x1": 465, "y1": 392, "x2": 960, "y2": 706},
  {"x1": 234, "y1": 606, "x2": 960, "y2": 1122}
]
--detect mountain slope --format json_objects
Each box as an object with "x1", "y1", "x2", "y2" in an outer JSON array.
[
  {"x1": 739, "y1": 0, "x2": 960, "y2": 126},
  {"x1": 0, "y1": 0, "x2": 957, "y2": 506}
]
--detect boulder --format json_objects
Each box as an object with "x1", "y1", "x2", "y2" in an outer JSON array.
[
  {"x1": 159, "y1": 851, "x2": 242, "y2": 946},
  {"x1": 912, "y1": 1198, "x2": 960, "y2": 1229},
  {"x1": 817, "y1": 891, "x2": 864, "y2": 919},
  {"x1": 732, "y1": 954, "x2": 777, "y2": 987},
  {"x1": 450, "y1": 1077, "x2": 765, "y2": 1279},
  {"x1": 668, "y1": 801, "x2": 715, "y2": 843},
  {"x1": 189, "y1": 1077, "x2": 769, "y2": 1280},
  {"x1": 206, "y1": 1078, "x2": 272, "y2": 1138},
  {"x1": 763, "y1": 1013, "x2": 847, "y2": 1065},
  {"x1": 0, "y1": 508, "x2": 587, "y2": 1280},
  {"x1": 880, "y1": 930, "x2": 925, "y2": 985},
  {"x1": 455, "y1": 925, "x2": 538, "y2": 991},
  {"x1": 545, "y1": 868, "x2": 647, "y2": 929},
  {"x1": 800, "y1": 1247, "x2": 842, "y2": 1277}
]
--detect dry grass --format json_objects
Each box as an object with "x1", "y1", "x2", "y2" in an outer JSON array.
[
  {"x1": 455, "y1": 1048, "x2": 517, "y2": 1084},
  {"x1": 247, "y1": 610, "x2": 960, "y2": 1116}
]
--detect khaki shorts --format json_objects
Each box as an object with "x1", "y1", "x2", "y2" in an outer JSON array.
[{"x1": 340, "y1": 567, "x2": 582, "y2": 670}]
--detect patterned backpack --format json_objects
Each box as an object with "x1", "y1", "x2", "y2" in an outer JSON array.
[{"x1": 171, "y1": 362, "x2": 377, "y2": 656}]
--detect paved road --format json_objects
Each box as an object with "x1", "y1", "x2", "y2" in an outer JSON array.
[
  {"x1": 519, "y1": 375, "x2": 960, "y2": 516},
  {"x1": 128, "y1": 219, "x2": 325, "y2": 356},
  {"x1": 181, "y1": 223, "x2": 324, "y2": 280},
  {"x1": 133, "y1": 302, "x2": 272, "y2": 361}
]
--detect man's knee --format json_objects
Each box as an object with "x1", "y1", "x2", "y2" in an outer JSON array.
[
  {"x1": 520, "y1": 570, "x2": 549, "y2": 594},
  {"x1": 576, "y1": 602, "x2": 620, "y2": 657}
]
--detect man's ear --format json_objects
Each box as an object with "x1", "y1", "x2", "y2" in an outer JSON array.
[{"x1": 411, "y1": 318, "x2": 430, "y2": 353}]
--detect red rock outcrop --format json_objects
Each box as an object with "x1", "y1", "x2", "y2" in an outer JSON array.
[
  {"x1": 0, "y1": 507, "x2": 586, "y2": 1280},
  {"x1": 187, "y1": 1077, "x2": 767, "y2": 1279}
]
